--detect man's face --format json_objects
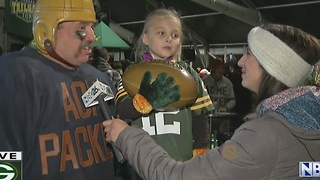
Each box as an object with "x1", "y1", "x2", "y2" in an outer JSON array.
[
  {"x1": 55, "y1": 21, "x2": 96, "y2": 66},
  {"x1": 211, "y1": 65, "x2": 224, "y2": 80}
]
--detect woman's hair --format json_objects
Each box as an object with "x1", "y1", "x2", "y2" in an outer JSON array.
[
  {"x1": 252, "y1": 23, "x2": 320, "y2": 107},
  {"x1": 133, "y1": 8, "x2": 183, "y2": 62}
]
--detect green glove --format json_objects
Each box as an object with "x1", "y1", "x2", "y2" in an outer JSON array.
[{"x1": 139, "y1": 71, "x2": 180, "y2": 110}]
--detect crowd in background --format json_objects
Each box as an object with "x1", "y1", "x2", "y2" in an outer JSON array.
[{"x1": 0, "y1": 3, "x2": 319, "y2": 178}]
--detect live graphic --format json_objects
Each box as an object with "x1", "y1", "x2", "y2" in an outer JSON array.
[{"x1": 0, "y1": 152, "x2": 22, "y2": 180}]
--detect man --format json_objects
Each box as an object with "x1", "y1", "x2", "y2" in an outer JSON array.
[
  {"x1": 202, "y1": 57, "x2": 236, "y2": 112},
  {"x1": 202, "y1": 56, "x2": 236, "y2": 145},
  {"x1": 90, "y1": 46, "x2": 122, "y2": 89},
  {"x1": 0, "y1": 0, "x2": 116, "y2": 179}
]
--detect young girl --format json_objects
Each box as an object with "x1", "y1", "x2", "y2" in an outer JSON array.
[
  {"x1": 105, "y1": 23, "x2": 320, "y2": 179},
  {"x1": 115, "y1": 8, "x2": 214, "y2": 161}
]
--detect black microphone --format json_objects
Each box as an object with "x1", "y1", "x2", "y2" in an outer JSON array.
[{"x1": 81, "y1": 78, "x2": 125, "y2": 163}]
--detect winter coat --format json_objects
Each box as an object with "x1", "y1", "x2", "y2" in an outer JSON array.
[{"x1": 115, "y1": 86, "x2": 320, "y2": 180}]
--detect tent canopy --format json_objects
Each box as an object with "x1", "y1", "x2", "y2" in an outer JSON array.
[{"x1": 94, "y1": 21, "x2": 130, "y2": 49}]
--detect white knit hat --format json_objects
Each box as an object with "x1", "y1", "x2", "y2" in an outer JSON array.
[{"x1": 248, "y1": 27, "x2": 313, "y2": 87}]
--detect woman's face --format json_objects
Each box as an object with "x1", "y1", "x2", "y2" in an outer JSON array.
[{"x1": 237, "y1": 47, "x2": 264, "y2": 94}]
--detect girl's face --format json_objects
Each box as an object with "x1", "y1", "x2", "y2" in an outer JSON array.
[
  {"x1": 237, "y1": 47, "x2": 264, "y2": 94},
  {"x1": 142, "y1": 17, "x2": 181, "y2": 59}
]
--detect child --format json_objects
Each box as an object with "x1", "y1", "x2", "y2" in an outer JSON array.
[
  {"x1": 105, "y1": 23, "x2": 320, "y2": 179},
  {"x1": 115, "y1": 8, "x2": 214, "y2": 161}
]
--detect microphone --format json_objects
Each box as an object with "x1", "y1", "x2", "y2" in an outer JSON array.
[{"x1": 81, "y1": 78, "x2": 125, "y2": 163}]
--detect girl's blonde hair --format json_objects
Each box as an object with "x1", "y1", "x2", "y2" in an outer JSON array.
[{"x1": 134, "y1": 8, "x2": 183, "y2": 62}]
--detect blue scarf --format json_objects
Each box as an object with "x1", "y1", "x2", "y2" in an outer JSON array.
[{"x1": 260, "y1": 86, "x2": 320, "y2": 130}]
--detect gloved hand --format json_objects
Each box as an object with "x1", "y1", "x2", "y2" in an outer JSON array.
[
  {"x1": 133, "y1": 71, "x2": 180, "y2": 114},
  {"x1": 192, "y1": 148, "x2": 209, "y2": 157}
]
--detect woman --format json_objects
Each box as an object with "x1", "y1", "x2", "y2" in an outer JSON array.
[{"x1": 104, "y1": 23, "x2": 320, "y2": 179}]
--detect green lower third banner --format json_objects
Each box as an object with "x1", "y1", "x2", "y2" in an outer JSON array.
[{"x1": 4, "y1": 0, "x2": 36, "y2": 39}]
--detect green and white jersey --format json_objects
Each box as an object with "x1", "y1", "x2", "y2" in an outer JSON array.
[
  {"x1": 117, "y1": 60, "x2": 214, "y2": 161},
  {"x1": 132, "y1": 108, "x2": 193, "y2": 161}
]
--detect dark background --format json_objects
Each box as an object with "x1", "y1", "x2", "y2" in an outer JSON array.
[{"x1": 101, "y1": 0, "x2": 320, "y2": 49}]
